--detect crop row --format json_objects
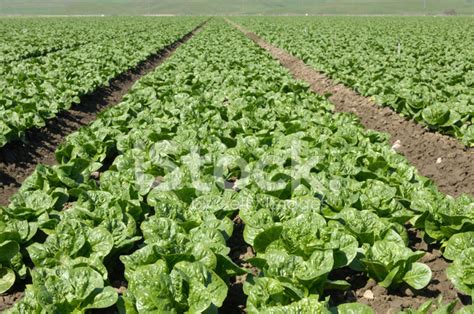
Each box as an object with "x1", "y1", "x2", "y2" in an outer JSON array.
[
  {"x1": 1, "y1": 19, "x2": 473, "y2": 312},
  {"x1": 0, "y1": 17, "x2": 204, "y2": 148},
  {"x1": 232, "y1": 17, "x2": 474, "y2": 146},
  {"x1": 1, "y1": 18, "x2": 93, "y2": 63},
  {"x1": 0, "y1": 17, "x2": 188, "y2": 63}
]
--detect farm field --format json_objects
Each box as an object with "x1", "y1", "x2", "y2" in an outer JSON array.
[
  {"x1": 0, "y1": 17, "x2": 203, "y2": 148},
  {"x1": 0, "y1": 16, "x2": 473, "y2": 314},
  {"x1": 233, "y1": 16, "x2": 474, "y2": 146}
]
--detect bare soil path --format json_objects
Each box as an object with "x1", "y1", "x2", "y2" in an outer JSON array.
[
  {"x1": 228, "y1": 19, "x2": 473, "y2": 198},
  {"x1": 0, "y1": 22, "x2": 206, "y2": 206}
]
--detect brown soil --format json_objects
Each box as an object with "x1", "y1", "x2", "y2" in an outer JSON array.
[
  {"x1": 228, "y1": 20, "x2": 473, "y2": 198},
  {"x1": 0, "y1": 291, "x2": 24, "y2": 312},
  {"x1": 220, "y1": 215, "x2": 257, "y2": 314},
  {"x1": 0, "y1": 22, "x2": 206, "y2": 206},
  {"x1": 0, "y1": 280, "x2": 26, "y2": 312}
]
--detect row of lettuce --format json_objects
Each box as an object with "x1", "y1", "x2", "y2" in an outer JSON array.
[
  {"x1": 0, "y1": 19, "x2": 473, "y2": 313},
  {"x1": 232, "y1": 17, "x2": 474, "y2": 146},
  {"x1": 0, "y1": 17, "x2": 190, "y2": 64},
  {"x1": 0, "y1": 17, "x2": 102, "y2": 63},
  {"x1": 0, "y1": 17, "x2": 204, "y2": 149}
]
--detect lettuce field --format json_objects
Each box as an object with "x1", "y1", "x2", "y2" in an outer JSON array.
[
  {"x1": 235, "y1": 16, "x2": 474, "y2": 146},
  {"x1": 0, "y1": 17, "x2": 203, "y2": 148},
  {"x1": 0, "y1": 16, "x2": 473, "y2": 314}
]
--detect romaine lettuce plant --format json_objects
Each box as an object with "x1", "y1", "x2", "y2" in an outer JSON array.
[
  {"x1": 444, "y1": 232, "x2": 474, "y2": 298},
  {"x1": 5, "y1": 265, "x2": 117, "y2": 313},
  {"x1": 360, "y1": 240, "x2": 432, "y2": 289}
]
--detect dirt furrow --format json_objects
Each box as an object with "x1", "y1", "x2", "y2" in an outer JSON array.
[
  {"x1": 228, "y1": 19, "x2": 473, "y2": 198},
  {"x1": 3, "y1": 41, "x2": 86, "y2": 64},
  {"x1": 220, "y1": 215, "x2": 255, "y2": 314},
  {"x1": 0, "y1": 22, "x2": 206, "y2": 206}
]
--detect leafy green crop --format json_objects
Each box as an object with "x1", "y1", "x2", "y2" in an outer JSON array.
[
  {"x1": 1, "y1": 18, "x2": 473, "y2": 312},
  {"x1": 444, "y1": 232, "x2": 474, "y2": 299},
  {"x1": 0, "y1": 215, "x2": 33, "y2": 294},
  {"x1": 0, "y1": 17, "x2": 204, "y2": 148},
  {"x1": 360, "y1": 240, "x2": 431, "y2": 289},
  {"x1": 398, "y1": 297, "x2": 457, "y2": 314},
  {"x1": 233, "y1": 16, "x2": 474, "y2": 146},
  {"x1": 447, "y1": 248, "x2": 474, "y2": 299},
  {"x1": 0, "y1": 18, "x2": 96, "y2": 63},
  {"x1": 9, "y1": 265, "x2": 118, "y2": 312},
  {"x1": 120, "y1": 192, "x2": 243, "y2": 312},
  {"x1": 0, "y1": 240, "x2": 19, "y2": 294}
]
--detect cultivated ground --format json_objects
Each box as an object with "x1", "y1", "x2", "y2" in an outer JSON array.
[{"x1": 0, "y1": 16, "x2": 472, "y2": 313}]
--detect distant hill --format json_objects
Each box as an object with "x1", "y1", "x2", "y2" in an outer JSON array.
[{"x1": 0, "y1": 0, "x2": 473, "y2": 15}]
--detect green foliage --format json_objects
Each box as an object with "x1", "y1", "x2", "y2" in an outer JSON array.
[
  {"x1": 447, "y1": 247, "x2": 474, "y2": 298},
  {"x1": 360, "y1": 240, "x2": 431, "y2": 289},
  {"x1": 6, "y1": 265, "x2": 118, "y2": 313},
  {"x1": 1, "y1": 18, "x2": 473, "y2": 312},
  {"x1": 397, "y1": 297, "x2": 457, "y2": 314},
  {"x1": 0, "y1": 17, "x2": 203, "y2": 148},
  {"x1": 443, "y1": 231, "x2": 474, "y2": 261},
  {"x1": 234, "y1": 16, "x2": 474, "y2": 146},
  {"x1": 0, "y1": 218, "x2": 31, "y2": 294}
]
